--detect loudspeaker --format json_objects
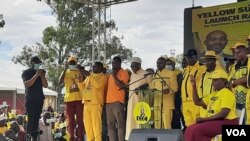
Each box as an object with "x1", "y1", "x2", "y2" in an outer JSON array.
[{"x1": 128, "y1": 129, "x2": 184, "y2": 141}]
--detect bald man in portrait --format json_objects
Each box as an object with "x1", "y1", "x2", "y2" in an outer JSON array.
[{"x1": 204, "y1": 30, "x2": 232, "y2": 70}]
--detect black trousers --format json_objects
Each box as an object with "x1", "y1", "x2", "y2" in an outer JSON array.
[{"x1": 25, "y1": 99, "x2": 44, "y2": 139}]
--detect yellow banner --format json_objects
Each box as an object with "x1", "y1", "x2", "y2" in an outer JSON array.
[{"x1": 192, "y1": 1, "x2": 250, "y2": 56}]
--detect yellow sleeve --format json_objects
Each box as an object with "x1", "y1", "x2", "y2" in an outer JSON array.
[
  {"x1": 77, "y1": 80, "x2": 86, "y2": 92},
  {"x1": 149, "y1": 78, "x2": 155, "y2": 89},
  {"x1": 169, "y1": 71, "x2": 178, "y2": 93}
]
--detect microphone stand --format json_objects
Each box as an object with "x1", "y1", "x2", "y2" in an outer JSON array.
[
  {"x1": 119, "y1": 74, "x2": 149, "y2": 91},
  {"x1": 154, "y1": 71, "x2": 172, "y2": 129}
]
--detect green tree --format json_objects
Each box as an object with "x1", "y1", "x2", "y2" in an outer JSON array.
[{"x1": 12, "y1": 0, "x2": 133, "y2": 91}]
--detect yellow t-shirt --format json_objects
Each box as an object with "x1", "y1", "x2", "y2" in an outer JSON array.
[
  {"x1": 63, "y1": 69, "x2": 82, "y2": 102},
  {"x1": 203, "y1": 88, "x2": 237, "y2": 120},
  {"x1": 198, "y1": 68, "x2": 224, "y2": 117},
  {"x1": 63, "y1": 132, "x2": 70, "y2": 141}
]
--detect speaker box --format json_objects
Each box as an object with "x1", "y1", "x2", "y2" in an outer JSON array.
[{"x1": 128, "y1": 129, "x2": 184, "y2": 141}]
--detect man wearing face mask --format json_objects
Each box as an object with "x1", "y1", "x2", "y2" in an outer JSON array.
[
  {"x1": 166, "y1": 57, "x2": 185, "y2": 130},
  {"x1": 150, "y1": 57, "x2": 178, "y2": 129},
  {"x1": 58, "y1": 56, "x2": 84, "y2": 141},
  {"x1": 21, "y1": 56, "x2": 48, "y2": 141}
]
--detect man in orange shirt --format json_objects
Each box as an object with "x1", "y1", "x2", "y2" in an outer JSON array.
[{"x1": 105, "y1": 56, "x2": 129, "y2": 141}]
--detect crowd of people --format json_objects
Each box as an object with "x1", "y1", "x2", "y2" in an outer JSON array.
[
  {"x1": 0, "y1": 32, "x2": 250, "y2": 141},
  {"x1": 0, "y1": 105, "x2": 68, "y2": 141}
]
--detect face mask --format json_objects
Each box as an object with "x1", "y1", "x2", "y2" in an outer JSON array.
[
  {"x1": 34, "y1": 63, "x2": 41, "y2": 70},
  {"x1": 166, "y1": 65, "x2": 173, "y2": 70},
  {"x1": 54, "y1": 132, "x2": 62, "y2": 138},
  {"x1": 69, "y1": 65, "x2": 77, "y2": 70}
]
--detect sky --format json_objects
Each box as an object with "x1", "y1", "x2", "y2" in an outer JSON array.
[{"x1": 0, "y1": 0, "x2": 237, "y2": 78}]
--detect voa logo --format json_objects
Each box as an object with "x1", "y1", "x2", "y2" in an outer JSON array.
[{"x1": 226, "y1": 129, "x2": 246, "y2": 136}]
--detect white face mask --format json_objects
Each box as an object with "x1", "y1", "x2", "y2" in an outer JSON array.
[
  {"x1": 54, "y1": 132, "x2": 62, "y2": 138},
  {"x1": 34, "y1": 63, "x2": 41, "y2": 70},
  {"x1": 69, "y1": 65, "x2": 77, "y2": 70},
  {"x1": 166, "y1": 65, "x2": 173, "y2": 70}
]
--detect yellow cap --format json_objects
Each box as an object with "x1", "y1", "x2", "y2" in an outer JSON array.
[
  {"x1": 167, "y1": 57, "x2": 175, "y2": 63},
  {"x1": 8, "y1": 113, "x2": 16, "y2": 119},
  {"x1": 210, "y1": 70, "x2": 228, "y2": 79},
  {"x1": 67, "y1": 56, "x2": 77, "y2": 62},
  {"x1": 201, "y1": 50, "x2": 217, "y2": 59},
  {"x1": 231, "y1": 42, "x2": 246, "y2": 50}
]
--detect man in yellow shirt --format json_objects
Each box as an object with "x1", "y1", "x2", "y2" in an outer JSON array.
[
  {"x1": 185, "y1": 70, "x2": 238, "y2": 141},
  {"x1": 150, "y1": 57, "x2": 178, "y2": 129},
  {"x1": 181, "y1": 49, "x2": 203, "y2": 126},
  {"x1": 78, "y1": 62, "x2": 107, "y2": 141},
  {"x1": 58, "y1": 56, "x2": 84, "y2": 141},
  {"x1": 166, "y1": 57, "x2": 183, "y2": 129},
  {"x1": 197, "y1": 50, "x2": 219, "y2": 118},
  {"x1": 230, "y1": 43, "x2": 248, "y2": 121}
]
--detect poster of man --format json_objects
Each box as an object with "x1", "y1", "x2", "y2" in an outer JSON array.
[{"x1": 191, "y1": 1, "x2": 250, "y2": 58}]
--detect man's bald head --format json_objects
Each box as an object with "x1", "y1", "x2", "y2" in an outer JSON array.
[{"x1": 204, "y1": 30, "x2": 228, "y2": 54}]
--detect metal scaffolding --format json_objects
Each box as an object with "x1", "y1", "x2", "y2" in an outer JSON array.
[{"x1": 75, "y1": 0, "x2": 138, "y2": 64}]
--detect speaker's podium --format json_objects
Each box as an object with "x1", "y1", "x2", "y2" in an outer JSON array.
[{"x1": 128, "y1": 129, "x2": 184, "y2": 141}]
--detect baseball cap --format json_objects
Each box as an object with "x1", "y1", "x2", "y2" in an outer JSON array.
[
  {"x1": 201, "y1": 50, "x2": 217, "y2": 59},
  {"x1": 131, "y1": 57, "x2": 142, "y2": 64},
  {"x1": 67, "y1": 56, "x2": 77, "y2": 62},
  {"x1": 30, "y1": 56, "x2": 42, "y2": 63},
  {"x1": 210, "y1": 70, "x2": 228, "y2": 79}
]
